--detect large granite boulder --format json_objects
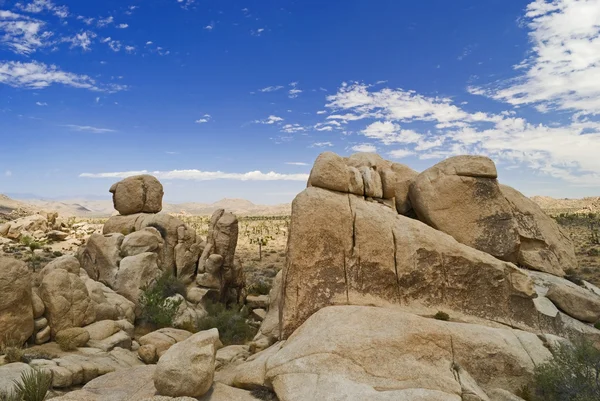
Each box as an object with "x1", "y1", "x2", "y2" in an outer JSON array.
[
  {"x1": 109, "y1": 174, "x2": 164, "y2": 215},
  {"x1": 78, "y1": 233, "x2": 124, "y2": 288},
  {"x1": 39, "y1": 269, "x2": 96, "y2": 337},
  {"x1": 409, "y1": 156, "x2": 575, "y2": 276},
  {"x1": 281, "y1": 186, "x2": 537, "y2": 338},
  {"x1": 409, "y1": 156, "x2": 521, "y2": 263},
  {"x1": 0, "y1": 257, "x2": 34, "y2": 347},
  {"x1": 265, "y1": 306, "x2": 552, "y2": 401},
  {"x1": 308, "y1": 152, "x2": 418, "y2": 214},
  {"x1": 153, "y1": 328, "x2": 219, "y2": 398}
]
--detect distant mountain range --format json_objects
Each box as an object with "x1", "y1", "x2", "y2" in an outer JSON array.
[
  {"x1": 3, "y1": 192, "x2": 597, "y2": 218},
  {"x1": 0, "y1": 194, "x2": 291, "y2": 217}
]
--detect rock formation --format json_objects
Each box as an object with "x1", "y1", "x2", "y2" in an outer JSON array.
[
  {"x1": 109, "y1": 174, "x2": 164, "y2": 215},
  {"x1": 0, "y1": 257, "x2": 34, "y2": 347},
  {"x1": 409, "y1": 155, "x2": 576, "y2": 276}
]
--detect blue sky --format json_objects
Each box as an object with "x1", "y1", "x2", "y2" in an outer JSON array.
[{"x1": 1, "y1": 0, "x2": 599, "y2": 204}]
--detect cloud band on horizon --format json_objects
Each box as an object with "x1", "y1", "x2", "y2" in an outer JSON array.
[{"x1": 79, "y1": 169, "x2": 310, "y2": 181}]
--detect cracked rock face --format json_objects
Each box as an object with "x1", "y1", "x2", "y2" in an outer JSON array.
[{"x1": 281, "y1": 186, "x2": 537, "y2": 338}]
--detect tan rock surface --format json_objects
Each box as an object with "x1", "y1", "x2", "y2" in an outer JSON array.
[
  {"x1": 110, "y1": 175, "x2": 164, "y2": 215},
  {"x1": 153, "y1": 329, "x2": 219, "y2": 398},
  {"x1": 0, "y1": 257, "x2": 34, "y2": 346},
  {"x1": 40, "y1": 269, "x2": 96, "y2": 337},
  {"x1": 281, "y1": 186, "x2": 537, "y2": 338}
]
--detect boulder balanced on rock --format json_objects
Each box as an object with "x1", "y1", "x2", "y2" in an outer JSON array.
[{"x1": 109, "y1": 174, "x2": 164, "y2": 215}]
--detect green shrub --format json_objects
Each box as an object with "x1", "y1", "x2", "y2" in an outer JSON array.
[
  {"x1": 250, "y1": 386, "x2": 279, "y2": 401},
  {"x1": 20, "y1": 351, "x2": 55, "y2": 364},
  {"x1": 530, "y1": 338, "x2": 600, "y2": 400},
  {"x1": 55, "y1": 335, "x2": 77, "y2": 352},
  {"x1": 13, "y1": 367, "x2": 52, "y2": 401},
  {"x1": 1, "y1": 345, "x2": 24, "y2": 364},
  {"x1": 196, "y1": 301, "x2": 256, "y2": 345},
  {"x1": 247, "y1": 279, "x2": 271, "y2": 296},
  {"x1": 0, "y1": 390, "x2": 21, "y2": 401},
  {"x1": 433, "y1": 311, "x2": 450, "y2": 321},
  {"x1": 139, "y1": 272, "x2": 185, "y2": 328}
]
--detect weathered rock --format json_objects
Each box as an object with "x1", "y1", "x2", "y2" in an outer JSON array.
[
  {"x1": 308, "y1": 152, "x2": 418, "y2": 214},
  {"x1": 6, "y1": 214, "x2": 47, "y2": 240},
  {"x1": 50, "y1": 365, "x2": 157, "y2": 401},
  {"x1": 267, "y1": 306, "x2": 552, "y2": 401},
  {"x1": 114, "y1": 252, "x2": 162, "y2": 312},
  {"x1": 198, "y1": 383, "x2": 258, "y2": 401},
  {"x1": 84, "y1": 320, "x2": 122, "y2": 341},
  {"x1": 121, "y1": 227, "x2": 164, "y2": 258},
  {"x1": 500, "y1": 184, "x2": 576, "y2": 276},
  {"x1": 154, "y1": 329, "x2": 219, "y2": 398},
  {"x1": 308, "y1": 151, "x2": 349, "y2": 193},
  {"x1": 56, "y1": 327, "x2": 90, "y2": 348},
  {"x1": 252, "y1": 308, "x2": 267, "y2": 321},
  {"x1": 0, "y1": 363, "x2": 32, "y2": 394},
  {"x1": 78, "y1": 233, "x2": 124, "y2": 288},
  {"x1": 32, "y1": 290, "x2": 45, "y2": 318},
  {"x1": 246, "y1": 294, "x2": 269, "y2": 310},
  {"x1": 103, "y1": 213, "x2": 198, "y2": 277},
  {"x1": 39, "y1": 269, "x2": 96, "y2": 337},
  {"x1": 0, "y1": 222, "x2": 9, "y2": 236},
  {"x1": 215, "y1": 345, "x2": 250, "y2": 370},
  {"x1": 257, "y1": 270, "x2": 282, "y2": 341},
  {"x1": 35, "y1": 325, "x2": 51, "y2": 344},
  {"x1": 84, "y1": 277, "x2": 136, "y2": 323},
  {"x1": 110, "y1": 175, "x2": 164, "y2": 215},
  {"x1": 40, "y1": 255, "x2": 81, "y2": 278},
  {"x1": 88, "y1": 330, "x2": 132, "y2": 352},
  {"x1": 0, "y1": 257, "x2": 34, "y2": 347},
  {"x1": 47, "y1": 230, "x2": 69, "y2": 241},
  {"x1": 34, "y1": 316, "x2": 48, "y2": 331},
  {"x1": 410, "y1": 155, "x2": 521, "y2": 263},
  {"x1": 139, "y1": 344, "x2": 158, "y2": 364},
  {"x1": 546, "y1": 283, "x2": 600, "y2": 323},
  {"x1": 138, "y1": 328, "x2": 193, "y2": 358},
  {"x1": 281, "y1": 186, "x2": 536, "y2": 338}
]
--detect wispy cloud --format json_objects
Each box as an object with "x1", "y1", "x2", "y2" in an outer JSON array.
[
  {"x1": 117, "y1": 23, "x2": 128, "y2": 29},
  {"x1": 63, "y1": 124, "x2": 116, "y2": 133},
  {"x1": 255, "y1": 115, "x2": 284, "y2": 125},
  {"x1": 97, "y1": 16, "x2": 114, "y2": 28},
  {"x1": 0, "y1": 10, "x2": 53, "y2": 55},
  {"x1": 0, "y1": 61, "x2": 127, "y2": 92},
  {"x1": 285, "y1": 162, "x2": 309, "y2": 166},
  {"x1": 351, "y1": 143, "x2": 377, "y2": 153},
  {"x1": 288, "y1": 81, "x2": 302, "y2": 98},
  {"x1": 15, "y1": 0, "x2": 69, "y2": 18},
  {"x1": 259, "y1": 85, "x2": 284, "y2": 92},
  {"x1": 311, "y1": 142, "x2": 333, "y2": 148},
  {"x1": 35, "y1": 101, "x2": 47, "y2": 106},
  {"x1": 195, "y1": 114, "x2": 211, "y2": 124},
  {"x1": 80, "y1": 169, "x2": 309, "y2": 181}
]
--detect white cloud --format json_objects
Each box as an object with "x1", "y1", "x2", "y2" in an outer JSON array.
[
  {"x1": 351, "y1": 143, "x2": 377, "y2": 153},
  {"x1": 195, "y1": 114, "x2": 211, "y2": 124},
  {"x1": 259, "y1": 85, "x2": 284, "y2": 92},
  {"x1": 97, "y1": 16, "x2": 114, "y2": 27},
  {"x1": 80, "y1": 169, "x2": 309, "y2": 181},
  {"x1": 281, "y1": 124, "x2": 306, "y2": 133},
  {"x1": 388, "y1": 149, "x2": 416, "y2": 159},
  {"x1": 311, "y1": 142, "x2": 333, "y2": 148},
  {"x1": 285, "y1": 162, "x2": 309, "y2": 166},
  {"x1": 125, "y1": 45, "x2": 135, "y2": 53},
  {"x1": 35, "y1": 101, "x2": 47, "y2": 106},
  {"x1": 62, "y1": 31, "x2": 96, "y2": 51},
  {"x1": 0, "y1": 61, "x2": 127, "y2": 92},
  {"x1": 0, "y1": 10, "x2": 53, "y2": 54},
  {"x1": 470, "y1": 0, "x2": 600, "y2": 115},
  {"x1": 117, "y1": 23, "x2": 128, "y2": 29},
  {"x1": 64, "y1": 124, "x2": 116, "y2": 133},
  {"x1": 288, "y1": 82, "x2": 302, "y2": 98},
  {"x1": 255, "y1": 115, "x2": 284, "y2": 125},
  {"x1": 204, "y1": 22, "x2": 215, "y2": 30},
  {"x1": 316, "y1": 110, "x2": 327, "y2": 115},
  {"x1": 146, "y1": 41, "x2": 153, "y2": 45},
  {"x1": 15, "y1": 0, "x2": 69, "y2": 18}
]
